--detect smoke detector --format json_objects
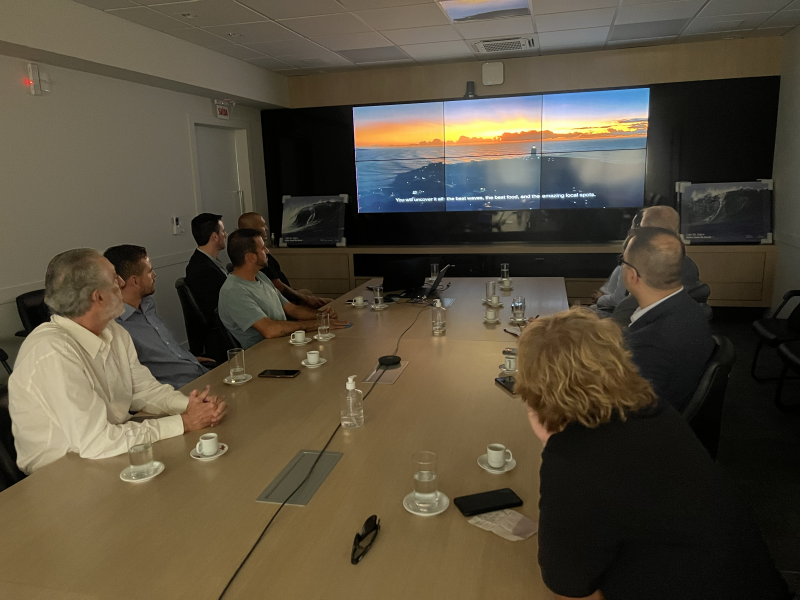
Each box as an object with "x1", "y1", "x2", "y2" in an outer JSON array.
[{"x1": 473, "y1": 38, "x2": 533, "y2": 53}]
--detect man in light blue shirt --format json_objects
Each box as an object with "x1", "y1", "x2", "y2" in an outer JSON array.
[
  {"x1": 105, "y1": 245, "x2": 210, "y2": 388},
  {"x1": 219, "y1": 229, "x2": 349, "y2": 349}
]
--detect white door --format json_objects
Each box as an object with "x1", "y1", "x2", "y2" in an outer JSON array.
[{"x1": 194, "y1": 125, "x2": 243, "y2": 263}]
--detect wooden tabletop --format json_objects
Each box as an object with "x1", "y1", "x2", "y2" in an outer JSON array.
[{"x1": 0, "y1": 278, "x2": 568, "y2": 600}]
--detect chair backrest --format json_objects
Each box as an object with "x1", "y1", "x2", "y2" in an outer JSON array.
[
  {"x1": 682, "y1": 335, "x2": 736, "y2": 459},
  {"x1": 175, "y1": 278, "x2": 208, "y2": 357},
  {"x1": 0, "y1": 403, "x2": 26, "y2": 492},
  {"x1": 212, "y1": 310, "x2": 240, "y2": 353},
  {"x1": 0, "y1": 348, "x2": 11, "y2": 376},
  {"x1": 788, "y1": 300, "x2": 800, "y2": 333},
  {"x1": 687, "y1": 283, "x2": 711, "y2": 304},
  {"x1": 15, "y1": 289, "x2": 50, "y2": 336}
]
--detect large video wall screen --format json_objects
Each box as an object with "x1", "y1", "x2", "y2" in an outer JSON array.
[{"x1": 354, "y1": 88, "x2": 650, "y2": 213}]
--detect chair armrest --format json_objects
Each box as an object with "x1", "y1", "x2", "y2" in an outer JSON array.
[{"x1": 783, "y1": 290, "x2": 800, "y2": 301}]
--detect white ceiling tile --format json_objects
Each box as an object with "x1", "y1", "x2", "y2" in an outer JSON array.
[
  {"x1": 606, "y1": 35, "x2": 678, "y2": 47},
  {"x1": 684, "y1": 12, "x2": 772, "y2": 34},
  {"x1": 168, "y1": 27, "x2": 235, "y2": 46},
  {"x1": 244, "y1": 38, "x2": 327, "y2": 56},
  {"x1": 282, "y1": 51, "x2": 354, "y2": 68},
  {"x1": 761, "y1": 10, "x2": 800, "y2": 27},
  {"x1": 151, "y1": 0, "x2": 266, "y2": 28},
  {"x1": 245, "y1": 56, "x2": 295, "y2": 69},
  {"x1": 105, "y1": 7, "x2": 188, "y2": 31},
  {"x1": 750, "y1": 25, "x2": 796, "y2": 35},
  {"x1": 355, "y1": 4, "x2": 450, "y2": 30},
  {"x1": 699, "y1": 0, "x2": 791, "y2": 17},
  {"x1": 278, "y1": 13, "x2": 374, "y2": 37},
  {"x1": 535, "y1": 8, "x2": 616, "y2": 31},
  {"x1": 611, "y1": 18, "x2": 689, "y2": 39},
  {"x1": 236, "y1": 0, "x2": 347, "y2": 20},
  {"x1": 454, "y1": 16, "x2": 535, "y2": 38},
  {"x1": 313, "y1": 32, "x2": 394, "y2": 51},
  {"x1": 210, "y1": 45, "x2": 266, "y2": 59},
  {"x1": 337, "y1": 46, "x2": 410, "y2": 62},
  {"x1": 381, "y1": 24, "x2": 463, "y2": 45},
  {"x1": 400, "y1": 40, "x2": 473, "y2": 59},
  {"x1": 531, "y1": 0, "x2": 619, "y2": 15},
  {"x1": 73, "y1": 0, "x2": 136, "y2": 9},
  {"x1": 203, "y1": 21, "x2": 299, "y2": 43},
  {"x1": 786, "y1": 0, "x2": 800, "y2": 8},
  {"x1": 340, "y1": 0, "x2": 437, "y2": 8},
  {"x1": 617, "y1": 0, "x2": 706, "y2": 24},
  {"x1": 538, "y1": 26, "x2": 610, "y2": 46},
  {"x1": 679, "y1": 31, "x2": 748, "y2": 41},
  {"x1": 359, "y1": 58, "x2": 417, "y2": 67}
]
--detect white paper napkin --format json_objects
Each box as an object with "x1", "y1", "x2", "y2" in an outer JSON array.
[{"x1": 468, "y1": 509, "x2": 537, "y2": 541}]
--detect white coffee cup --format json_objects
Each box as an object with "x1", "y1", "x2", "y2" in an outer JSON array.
[
  {"x1": 196, "y1": 433, "x2": 219, "y2": 457},
  {"x1": 501, "y1": 278, "x2": 511, "y2": 288},
  {"x1": 491, "y1": 294, "x2": 500, "y2": 305},
  {"x1": 291, "y1": 330, "x2": 306, "y2": 343},
  {"x1": 353, "y1": 296, "x2": 365, "y2": 306},
  {"x1": 485, "y1": 307, "x2": 498, "y2": 321},
  {"x1": 487, "y1": 443, "x2": 513, "y2": 469},
  {"x1": 504, "y1": 355, "x2": 517, "y2": 371},
  {"x1": 307, "y1": 351, "x2": 320, "y2": 365}
]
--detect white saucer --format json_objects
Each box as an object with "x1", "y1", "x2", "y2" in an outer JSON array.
[
  {"x1": 313, "y1": 334, "x2": 335, "y2": 341},
  {"x1": 289, "y1": 338, "x2": 312, "y2": 346},
  {"x1": 483, "y1": 317, "x2": 501, "y2": 324},
  {"x1": 120, "y1": 461, "x2": 164, "y2": 483},
  {"x1": 402, "y1": 491, "x2": 450, "y2": 517},
  {"x1": 499, "y1": 365, "x2": 517, "y2": 374},
  {"x1": 482, "y1": 299, "x2": 504, "y2": 308},
  {"x1": 477, "y1": 454, "x2": 517, "y2": 474},
  {"x1": 371, "y1": 303, "x2": 389, "y2": 311},
  {"x1": 190, "y1": 443, "x2": 228, "y2": 462},
  {"x1": 301, "y1": 358, "x2": 327, "y2": 368},
  {"x1": 500, "y1": 281, "x2": 514, "y2": 290},
  {"x1": 348, "y1": 302, "x2": 368, "y2": 308},
  {"x1": 223, "y1": 374, "x2": 252, "y2": 385},
  {"x1": 508, "y1": 317, "x2": 527, "y2": 325}
]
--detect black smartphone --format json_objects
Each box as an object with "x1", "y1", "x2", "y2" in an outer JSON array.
[
  {"x1": 454, "y1": 488, "x2": 523, "y2": 517},
  {"x1": 258, "y1": 369, "x2": 300, "y2": 378},
  {"x1": 495, "y1": 376, "x2": 516, "y2": 395}
]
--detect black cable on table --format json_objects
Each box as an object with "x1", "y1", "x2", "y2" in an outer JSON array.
[{"x1": 218, "y1": 304, "x2": 429, "y2": 599}]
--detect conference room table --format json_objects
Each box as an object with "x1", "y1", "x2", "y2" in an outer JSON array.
[{"x1": 0, "y1": 277, "x2": 569, "y2": 600}]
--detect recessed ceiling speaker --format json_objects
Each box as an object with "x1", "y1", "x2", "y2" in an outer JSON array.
[{"x1": 482, "y1": 62, "x2": 504, "y2": 86}]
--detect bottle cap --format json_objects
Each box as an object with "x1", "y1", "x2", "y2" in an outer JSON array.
[
  {"x1": 346, "y1": 375, "x2": 357, "y2": 390},
  {"x1": 434, "y1": 299, "x2": 442, "y2": 307}
]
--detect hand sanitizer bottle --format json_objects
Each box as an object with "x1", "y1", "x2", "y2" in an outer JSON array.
[
  {"x1": 340, "y1": 375, "x2": 364, "y2": 428},
  {"x1": 431, "y1": 299, "x2": 446, "y2": 336}
]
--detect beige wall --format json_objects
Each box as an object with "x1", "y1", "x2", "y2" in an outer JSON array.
[
  {"x1": 288, "y1": 37, "x2": 782, "y2": 108},
  {"x1": 0, "y1": 53, "x2": 268, "y2": 370},
  {"x1": 772, "y1": 27, "x2": 800, "y2": 313}
]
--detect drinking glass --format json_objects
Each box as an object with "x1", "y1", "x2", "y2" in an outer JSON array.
[
  {"x1": 372, "y1": 285, "x2": 384, "y2": 306},
  {"x1": 500, "y1": 263, "x2": 510, "y2": 280},
  {"x1": 316, "y1": 312, "x2": 331, "y2": 339},
  {"x1": 485, "y1": 280, "x2": 496, "y2": 300},
  {"x1": 511, "y1": 297, "x2": 526, "y2": 320},
  {"x1": 430, "y1": 263, "x2": 439, "y2": 280},
  {"x1": 412, "y1": 451, "x2": 439, "y2": 510},
  {"x1": 126, "y1": 428, "x2": 154, "y2": 479},
  {"x1": 228, "y1": 348, "x2": 246, "y2": 382}
]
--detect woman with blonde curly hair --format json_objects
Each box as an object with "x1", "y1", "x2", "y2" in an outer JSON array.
[{"x1": 517, "y1": 308, "x2": 789, "y2": 600}]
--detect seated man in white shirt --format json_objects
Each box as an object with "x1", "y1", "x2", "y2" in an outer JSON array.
[{"x1": 8, "y1": 248, "x2": 228, "y2": 474}]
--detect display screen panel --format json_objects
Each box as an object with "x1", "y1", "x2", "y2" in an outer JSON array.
[{"x1": 353, "y1": 87, "x2": 650, "y2": 213}]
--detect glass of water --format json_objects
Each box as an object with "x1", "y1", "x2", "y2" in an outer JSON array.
[
  {"x1": 512, "y1": 296, "x2": 526, "y2": 321},
  {"x1": 412, "y1": 451, "x2": 439, "y2": 511},
  {"x1": 125, "y1": 428, "x2": 154, "y2": 479},
  {"x1": 228, "y1": 348, "x2": 246, "y2": 382},
  {"x1": 485, "y1": 280, "x2": 496, "y2": 300},
  {"x1": 430, "y1": 263, "x2": 439, "y2": 281},
  {"x1": 500, "y1": 263, "x2": 510, "y2": 280},
  {"x1": 372, "y1": 285, "x2": 384, "y2": 306},
  {"x1": 316, "y1": 312, "x2": 331, "y2": 339}
]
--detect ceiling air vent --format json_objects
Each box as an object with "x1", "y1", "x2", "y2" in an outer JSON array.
[{"x1": 474, "y1": 38, "x2": 533, "y2": 53}]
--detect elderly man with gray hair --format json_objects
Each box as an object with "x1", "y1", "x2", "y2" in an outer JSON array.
[{"x1": 9, "y1": 249, "x2": 227, "y2": 475}]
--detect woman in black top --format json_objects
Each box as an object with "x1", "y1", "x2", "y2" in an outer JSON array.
[{"x1": 516, "y1": 308, "x2": 790, "y2": 600}]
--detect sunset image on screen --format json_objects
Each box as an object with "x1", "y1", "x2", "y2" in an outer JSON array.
[{"x1": 353, "y1": 102, "x2": 444, "y2": 150}]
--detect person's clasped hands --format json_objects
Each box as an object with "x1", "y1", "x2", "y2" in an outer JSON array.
[{"x1": 181, "y1": 385, "x2": 228, "y2": 432}]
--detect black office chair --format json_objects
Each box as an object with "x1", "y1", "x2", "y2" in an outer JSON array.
[
  {"x1": 0, "y1": 357, "x2": 25, "y2": 492},
  {"x1": 15, "y1": 289, "x2": 50, "y2": 337},
  {"x1": 774, "y1": 341, "x2": 800, "y2": 413},
  {"x1": 682, "y1": 335, "x2": 736, "y2": 460},
  {"x1": 0, "y1": 348, "x2": 11, "y2": 376},
  {"x1": 751, "y1": 290, "x2": 800, "y2": 381},
  {"x1": 687, "y1": 283, "x2": 711, "y2": 305},
  {"x1": 213, "y1": 310, "x2": 240, "y2": 352},
  {"x1": 175, "y1": 278, "x2": 208, "y2": 357},
  {"x1": 700, "y1": 303, "x2": 713, "y2": 321}
]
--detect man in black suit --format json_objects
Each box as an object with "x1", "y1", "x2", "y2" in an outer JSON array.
[
  {"x1": 184, "y1": 213, "x2": 229, "y2": 358},
  {"x1": 622, "y1": 227, "x2": 715, "y2": 412}
]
